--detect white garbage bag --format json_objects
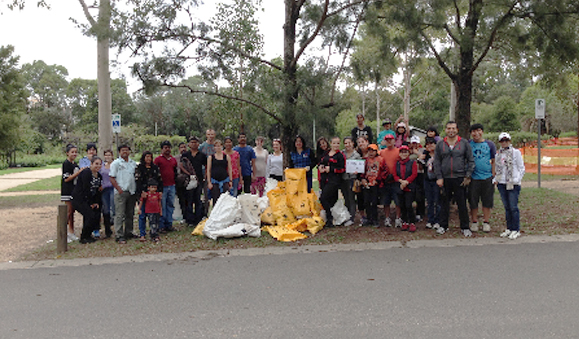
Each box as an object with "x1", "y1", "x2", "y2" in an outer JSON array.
[
  {"x1": 264, "y1": 178, "x2": 278, "y2": 194},
  {"x1": 237, "y1": 194, "x2": 262, "y2": 226},
  {"x1": 208, "y1": 223, "x2": 261, "y2": 240},
  {"x1": 330, "y1": 200, "x2": 351, "y2": 226},
  {"x1": 203, "y1": 193, "x2": 241, "y2": 239},
  {"x1": 256, "y1": 196, "x2": 269, "y2": 213}
]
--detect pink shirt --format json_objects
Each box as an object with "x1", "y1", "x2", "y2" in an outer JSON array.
[{"x1": 228, "y1": 151, "x2": 240, "y2": 179}]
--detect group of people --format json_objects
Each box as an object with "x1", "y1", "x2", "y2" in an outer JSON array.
[{"x1": 61, "y1": 116, "x2": 525, "y2": 245}]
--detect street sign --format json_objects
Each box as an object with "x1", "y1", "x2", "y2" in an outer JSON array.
[
  {"x1": 535, "y1": 99, "x2": 545, "y2": 119},
  {"x1": 112, "y1": 114, "x2": 121, "y2": 133}
]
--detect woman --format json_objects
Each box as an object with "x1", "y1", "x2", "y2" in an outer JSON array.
[
  {"x1": 61, "y1": 143, "x2": 83, "y2": 242},
  {"x1": 251, "y1": 136, "x2": 268, "y2": 197},
  {"x1": 135, "y1": 151, "x2": 163, "y2": 239},
  {"x1": 319, "y1": 137, "x2": 346, "y2": 226},
  {"x1": 355, "y1": 136, "x2": 369, "y2": 218},
  {"x1": 341, "y1": 137, "x2": 362, "y2": 225},
  {"x1": 267, "y1": 139, "x2": 283, "y2": 181},
  {"x1": 207, "y1": 139, "x2": 233, "y2": 206},
  {"x1": 99, "y1": 149, "x2": 115, "y2": 239},
  {"x1": 356, "y1": 136, "x2": 369, "y2": 158},
  {"x1": 72, "y1": 156, "x2": 103, "y2": 244},
  {"x1": 495, "y1": 132, "x2": 525, "y2": 240},
  {"x1": 224, "y1": 137, "x2": 241, "y2": 197},
  {"x1": 316, "y1": 137, "x2": 330, "y2": 191},
  {"x1": 289, "y1": 135, "x2": 316, "y2": 192}
]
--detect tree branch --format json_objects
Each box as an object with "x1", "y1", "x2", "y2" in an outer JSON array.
[
  {"x1": 444, "y1": 23, "x2": 461, "y2": 46},
  {"x1": 327, "y1": 0, "x2": 368, "y2": 17},
  {"x1": 78, "y1": 0, "x2": 96, "y2": 27},
  {"x1": 453, "y1": 0, "x2": 461, "y2": 30},
  {"x1": 420, "y1": 31, "x2": 457, "y2": 80},
  {"x1": 291, "y1": 0, "x2": 330, "y2": 69}
]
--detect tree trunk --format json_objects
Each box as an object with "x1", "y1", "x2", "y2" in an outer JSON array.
[
  {"x1": 97, "y1": 0, "x2": 112, "y2": 156},
  {"x1": 455, "y1": 72, "x2": 473, "y2": 138},
  {"x1": 375, "y1": 80, "x2": 380, "y2": 135}
]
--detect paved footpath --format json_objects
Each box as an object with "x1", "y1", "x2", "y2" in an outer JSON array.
[{"x1": 0, "y1": 168, "x2": 61, "y2": 192}]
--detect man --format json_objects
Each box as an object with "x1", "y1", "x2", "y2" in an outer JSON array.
[
  {"x1": 183, "y1": 136, "x2": 207, "y2": 225},
  {"x1": 351, "y1": 113, "x2": 373, "y2": 145},
  {"x1": 199, "y1": 129, "x2": 216, "y2": 157},
  {"x1": 154, "y1": 140, "x2": 177, "y2": 232},
  {"x1": 377, "y1": 119, "x2": 395, "y2": 150},
  {"x1": 468, "y1": 123, "x2": 496, "y2": 233},
  {"x1": 379, "y1": 134, "x2": 401, "y2": 227},
  {"x1": 434, "y1": 121, "x2": 475, "y2": 237},
  {"x1": 79, "y1": 142, "x2": 97, "y2": 168},
  {"x1": 175, "y1": 142, "x2": 195, "y2": 227},
  {"x1": 109, "y1": 144, "x2": 138, "y2": 244},
  {"x1": 234, "y1": 132, "x2": 256, "y2": 194}
]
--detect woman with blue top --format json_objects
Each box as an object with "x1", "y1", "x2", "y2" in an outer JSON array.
[{"x1": 289, "y1": 135, "x2": 316, "y2": 192}]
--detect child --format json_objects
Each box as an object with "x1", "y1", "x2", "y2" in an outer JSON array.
[
  {"x1": 61, "y1": 144, "x2": 84, "y2": 243},
  {"x1": 394, "y1": 145, "x2": 418, "y2": 232},
  {"x1": 137, "y1": 179, "x2": 163, "y2": 242},
  {"x1": 360, "y1": 144, "x2": 386, "y2": 226},
  {"x1": 421, "y1": 137, "x2": 441, "y2": 229}
]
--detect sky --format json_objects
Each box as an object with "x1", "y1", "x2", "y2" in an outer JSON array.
[{"x1": 0, "y1": 0, "x2": 285, "y2": 93}]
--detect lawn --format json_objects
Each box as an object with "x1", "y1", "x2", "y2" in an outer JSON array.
[
  {"x1": 0, "y1": 194, "x2": 60, "y2": 210},
  {"x1": 19, "y1": 187, "x2": 579, "y2": 262},
  {"x1": 0, "y1": 164, "x2": 60, "y2": 176},
  {"x1": 4, "y1": 175, "x2": 61, "y2": 192}
]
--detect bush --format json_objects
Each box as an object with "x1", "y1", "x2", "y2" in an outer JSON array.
[
  {"x1": 484, "y1": 131, "x2": 550, "y2": 147},
  {"x1": 133, "y1": 135, "x2": 189, "y2": 155}
]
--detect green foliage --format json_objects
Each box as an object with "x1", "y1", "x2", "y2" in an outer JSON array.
[
  {"x1": 132, "y1": 135, "x2": 188, "y2": 155},
  {"x1": 489, "y1": 96, "x2": 520, "y2": 132},
  {"x1": 484, "y1": 131, "x2": 550, "y2": 148}
]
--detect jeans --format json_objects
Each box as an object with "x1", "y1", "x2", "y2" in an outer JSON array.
[
  {"x1": 160, "y1": 185, "x2": 176, "y2": 230},
  {"x1": 497, "y1": 184, "x2": 521, "y2": 231},
  {"x1": 424, "y1": 179, "x2": 440, "y2": 224},
  {"x1": 138, "y1": 203, "x2": 147, "y2": 236},
  {"x1": 145, "y1": 213, "x2": 160, "y2": 238},
  {"x1": 439, "y1": 177, "x2": 469, "y2": 230},
  {"x1": 101, "y1": 187, "x2": 115, "y2": 217},
  {"x1": 230, "y1": 177, "x2": 240, "y2": 197}
]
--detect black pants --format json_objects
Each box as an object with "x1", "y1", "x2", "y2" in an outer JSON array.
[
  {"x1": 320, "y1": 180, "x2": 341, "y2": 225},
  {"x1": 363, "y1": 185, "x2": 379, "y2": 222},
  {"x1": 211, "y1": 182, "x2": 230, "y2": 206},
  {"x1": 398, "y1": 190, "x2": 416, "y2": 224},
  {"x1": 242, "y1": 175, "x2": 252, "y2": 193},
  {"x1": 439, "y1": 177, "x2": 469, "y2": 230},
  {"x1": 72, "y1": 200, "x2": 100, "y2": 240},
  {"x1": 191, "y1": 184, "x2": 204, "y2": 224},
  {"x1": 177, "y1": 186, "x2": 196, "y2": 225},
  {"x1": 414, "y1": 173, "x2": 425, "y2": 218}
]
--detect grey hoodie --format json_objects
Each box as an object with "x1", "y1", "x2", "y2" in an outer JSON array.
[{"x1": 434, "y1": 136, "x2": 475, "y2": 180}]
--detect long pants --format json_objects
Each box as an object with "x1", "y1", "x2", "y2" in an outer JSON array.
[
  {"x1": 439, "y1": 177, "x2": 469, "y2": 230},
  {"x1": 363, "y1": 185, "x2": 379, "y2": 223},
  {"x1": 211, "y1": 182, "x2": 230, "y2": 206},
  {"x1": 160, "y1": 185, "x2": 175, "y2": 230},
  {"x1": 145, "y1": 213, "x2": 160, "y2": 238},
  {"x1": 72, "y1": 200, "x2": 100, "y2": 240},
  {"x1": 497, "y1": 184, "x2": 521, "y2": 231},
  {"x1": 424, "y1": 179, "x2": 441, "y2": 224},
  {"x1": 101, "y1": 186, "x2": 115, "y2": 236},
  {"x1": 114, "y1": 191, "x2": 137, "y2": 239},
  {"x1": 398, "y1": 190, "x2": 416, "y2": 224},
  {"x1": 320, "y1": 180, "x2": 341, "y2": 225},
  {"x1": 414, "y1": 173, "x2": 425, "y2": 218},
  {"x1": 242, "y1": 175, "x2": 252, "y2": 193},
  {"x1": 191, "y1": 184, "x2": 204, "y2": 225},
  {"x1": 341, "y1": 178, "x2": 357, "y2": 222},
  {"x1": 177, "y1": 186, "x2": 195, "y2": 225}
]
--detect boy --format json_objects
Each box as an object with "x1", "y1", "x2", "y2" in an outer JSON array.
[
  {"x1": 137, "y1": 179, "x2": 162, "y2": 242},
  {"x1": 361, "y1": 144, "x2": 387, "y2": 226}
]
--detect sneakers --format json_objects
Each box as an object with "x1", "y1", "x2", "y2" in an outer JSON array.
[
  {"x1": 67, "y1": 233, "x2": 78, "y2": 243},
  {"x1": 409, "y1": 223, "x2": 416, "y2": 232},
  {"x1": 384, "y1": 218, "x2": 392, "y2": 227},
  {"x1": 482, "y1": 222, "x2": 491, "y2": 232},
  {"x1": 500, "y1": 229, "x2": 512, "y2": 238},
  {"x1": 470, "y1": 222, "x2": 479, "y2": 232},
  {"x1": 425, "y1": 222, "x2": 433, "y2": 229},
  {"x1": 79, "y1": 237, "x2": 96, "y2": 244},
  {"x1": 435, "y1": 226, "x2": 446, "y2": 235},
  {"x1": 395, "y1": 218, "x2": 403, "y2": 228},
  {"x1": 415, "y1": 215, "x2": 422, "y2": 222},
  {"x1": 462, "y1": 229, "x2": 473, "y2": 237},
  {"x1": 92, "y1": 230, "x2": 101, "y2": 238},
  {"x1": 401, "y1": 223, "x2": 409, "y2": 231},
  {"x1": 508, "y1": 231, "x2": 521, "y2": 240}
]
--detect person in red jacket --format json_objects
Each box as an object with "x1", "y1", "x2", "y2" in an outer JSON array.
[
  {"x1": 319, "y1": 137, "x2": 346, "y2": 227},
  {"x1": 394, "y1": 145, "x2": 418, "y2": 232},
  {"x1": 361, "y1": 144, "x2": 387, "y2": 226}
]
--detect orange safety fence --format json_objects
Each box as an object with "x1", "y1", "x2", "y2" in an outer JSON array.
[
  {"x1": 525, "y1": 137, "x2": 579, "y2": 147},
  {"x1": 521, "y1": 147, "x2": 579, "y2": 175}
]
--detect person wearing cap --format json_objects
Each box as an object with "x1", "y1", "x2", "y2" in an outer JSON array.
[
  {"x1": 154, "y1": 140, "x2": 178, "y2": 232},
  {"x1": 351, "y1": 113, "x2": 373, "y2": 145},
  {"x1": 468, "y1": 123, "x2": 496, "y2": 233},
  {"x1": 79, "y1": 142, "x2": 97, "y2": 168},
  {"x1": 377, "y1": 118, "x2": 396, "y2": 150},
  {"x1": 433, "y1": 121, "x2": 475, "y2": 237},
  {"x1": 394, "y1": 115, "x2": 410, "y2": 148},
  {"x1": 394, "y1": 145, "x2": 418, "y2": 232},
  {"x1": 109, "y1": 144, "x2": 138, "y2": 244},
  {"x1": 494, "y1": 132, "x2": 525, "y2": 240},
  {"x1": 409, "y1": 135, "x2": 426, "y2": 221},
  {"x1": 360, "y1": 144, "x2": 387, "y2": 226},
  {"x1": 379, "y1": 134, "x2": 402, "y2": 227}
]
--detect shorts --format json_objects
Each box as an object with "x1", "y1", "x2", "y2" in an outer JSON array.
[
  {"x1": 380, "y1": 182, "x2": 399, "y2": 207},
  {"x1": 469, "y1": 177, "x2": 494, "y2": 209}
]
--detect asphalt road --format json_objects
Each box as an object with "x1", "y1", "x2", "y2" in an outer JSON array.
[{"x1": 1, "y1": 241, "x2": 578, "y2": 338}]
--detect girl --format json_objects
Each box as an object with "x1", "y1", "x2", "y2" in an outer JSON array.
[
  {"x1": 267, "y1": 139, "x2": 283, "y2": 181},
  {"x1": 356, "y1": 136, "x2": 369, "y2": 220},
  {"x1": 316, "y1": 137, "x2": 330, "y2": 191},
  {"x1": 427, "y1": 126, "x2": 441, "y2": 143},
  {"x1": 224, "y1": 137, "x2": 241, "y2": 197},
  {"x1": 341, "y1": 137, "x2": 362, "y2": 225},
  {"x1": 135, "y1": 151, "x2": 163, "y2": 239},
  {"x1": 251, "y1": 136, "x2": 268, "y2": 197},
  {"x1": 495, "y1": 132, "x2": 525, "y2": 240},
  {"x1": 319, "y1": 137, "x2": 346, "y2": 226},
  {"x1": 61, "y1": 144, "x2": 83, "y2": 242},
  {"x1": 360, "y1": 144, "x2": 386, "y2": 226},
  {"x1": 72, "y1": 156, "x2": 103, "y2": 244},
  {"x1": 394, "y1": 146, "x2": 418, "y2": 232},
  {"x1": 207, "y1": 139, "x2": 233, "y2": 206},
  {"x1": 99, "y1": 149, "x2": 115, "y2": 239},
  {"x1": 289, "y1": 135, "x2": 316, "y2": 192}
]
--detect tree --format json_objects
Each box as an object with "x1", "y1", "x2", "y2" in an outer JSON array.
[{"x1": 0, "y1": 45, "x2": 28, "y2": 165}]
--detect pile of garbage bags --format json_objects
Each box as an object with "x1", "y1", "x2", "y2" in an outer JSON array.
[{"x1": 193, "y1": 168, "x2": 349, "y2": 242}]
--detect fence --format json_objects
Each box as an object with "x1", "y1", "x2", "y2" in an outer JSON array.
[{"x1": 522, "y1": 137, "x2": 579, "y2": 175}]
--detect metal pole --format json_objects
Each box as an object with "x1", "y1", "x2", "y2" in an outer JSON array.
[
  {"x1": 57, "y1": 204, "x2": 68, "y2": 254},
  {"x1": 538, "y1": 119, "x2": 541, "y2": 188}
]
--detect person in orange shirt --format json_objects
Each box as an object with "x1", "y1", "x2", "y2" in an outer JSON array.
[
  {"x1": 361, "y1": 144, "x2": 388, "y2": 226},
  {"x1": 379, "y1": 134, "x2": 401, "y2": 227}
]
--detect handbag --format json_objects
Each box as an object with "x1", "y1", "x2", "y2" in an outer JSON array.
[
  {"x1": 352, "y1": 179, "x2": 362, "y2": 193},
  {"x1": 186, "y1": 175, "x2": 198, "y2": 190},
  {"x1": 176, "y1": 172, "x2": 190, "y2": 188}
]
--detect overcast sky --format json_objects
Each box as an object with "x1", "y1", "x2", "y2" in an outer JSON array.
[{"x1": 0, "y1": 1, "x2": 285, "y2": 92}]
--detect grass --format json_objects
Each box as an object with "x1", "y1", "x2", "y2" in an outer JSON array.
[
  {"x1": 0, "y1": 194, "x2": 60, "y2": 210},
  {"x1": 0, "y1": 164, "x2": 60, "y2": 176},
  {"x1": 4, "y1": 175, "x2": 61, "y2": 192},
  {"x1": 544, "y1": 145, "x2": 578, "y2": 149},
  {"x1": 19, "y1": 187, "x2": 579, "y2": 262},
  {"x1": 522, "y1": 173, "x2": 579, "y2": 182}
]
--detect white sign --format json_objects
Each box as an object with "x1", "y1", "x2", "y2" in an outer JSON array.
[
  {"x1": 346, "y1": 159, "x2": 365, "y2": 174},
  {"x1": 112, "y1": 114, "x2": 121, "y2": 133},
  {"x1": 535, "y1": 99, "x2": 545, "y2": 119}
]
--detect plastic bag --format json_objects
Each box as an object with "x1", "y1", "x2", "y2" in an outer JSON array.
[
  {"x1": 203, "y1": 193, "x2": 241, "y2": 238},
  {"x1": 256, "y1": 196, "x2": 269, "y2": 213},
  {"x1": 274, "y1": 206, "x2": 296, "y2": 226},
  {"x1": 308, "y1": 192, "x2": 323, "y2": 217},
  {"x1": 286, "y1": 218, "x2": 309, "y2": 232},
  {"x1": 330, "y1": 200, "x2": 351, "y2": 226},
  {"x1": 207, "y1": 223, "x2": 261, "y2": 240},
  {"x1": 264, "y1": 178, "x2": 279, "y2": 194},
  {"x1": 267, "y1": 188, "x2": 287, "y2": 210},
  {"x1": 261, "y1": 206, "x2": 276, "y2": 225},
  {"x1": 191, "y1": 219, "x2": 206, "y2": 236},
  {"x1": 263, "y1": 225, "x2": 307, "y2": 242},
  {"x1": 237, "y1": 194, "x2": 261, "y2": 226},
  {"x1": 305, "y1": 216, "x2": 325, "y2": 235},
  {"x1": 284, "y1": 168, "x2": 307, "y2": 195},
  {"x1": 287, "y1": 193, "x2": 311, "y2": 218}
]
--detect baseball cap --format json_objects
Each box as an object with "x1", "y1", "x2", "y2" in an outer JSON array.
[
  {"x1": 397, "y1": 122, "x2": 406, "y2": 129},
  {"x1": 368, "y1": 144, "x2": 378, "y2": 151},
  {"x1": 382, "y1": 119, "x2": 392, "y2": 125},
  {"x1": 410, "y1": 136, "x2": 421, "y2": 144},
  {"x1": 384, "y1": 134, "x2": 395, "y2": 139},
  {"x1": 399, "y1": 145, "x2": 410, "y2": 152},
  {"x1": 499, "y1": 132, "x2": 511, "y2": 141}
]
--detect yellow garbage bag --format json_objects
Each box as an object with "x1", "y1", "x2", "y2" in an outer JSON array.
[
  {"x1": 305, "y1": 216, "x2": 325, "y2": 235},
  {"x1": 261, "y1": 206, "x2": 276, "y2": 225},
  {"x1": 284, "y1": 168, "x2": 307, "y2": 195},
  {"x1": 268, "y1": 188, "x2": 287, "y2": 210},
  {"x1": 308, "y1": 192, "x2": 323, "y2": 217},
  {"x1": 287, "y1": 193, "x2": 312, "y2": 218},
  {"x1": 274, "y1": 206, "x2": 296, "y2": 226},
  {"x1": 191, "y1": 219, "x2": 206, "y2": 236},
  {"x1": 276, "y1": 181, "x2": 286, "y2": 190},
  {"x1": 263, "y1": 225, "x2": 307, "y2": 242},
  {"x1": 286, "y1": 218, "x2": 309, "y2": 232}
]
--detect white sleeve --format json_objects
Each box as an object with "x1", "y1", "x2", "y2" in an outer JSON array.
[{"x1": 515, "y1": 149, "x2": 525, "y2": 179}]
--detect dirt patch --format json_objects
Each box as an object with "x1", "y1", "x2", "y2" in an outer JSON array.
[{"x1": 522, "y1": 179, "x2": 579, "y2": 196}]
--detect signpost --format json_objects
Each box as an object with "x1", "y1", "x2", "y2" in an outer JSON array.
[
  {"x1": 535, "y1": 99, "x2": 545, "y2": 188},
  {"x1": 112, "y1": 114, "x2": 121, "y2": 148}
]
